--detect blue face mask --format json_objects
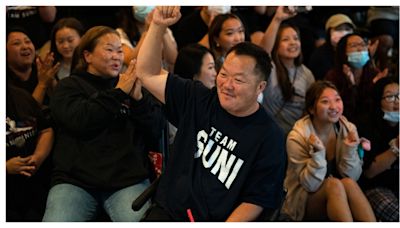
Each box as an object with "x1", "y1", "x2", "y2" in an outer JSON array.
[
  {"x1": 347, "y1": 50, "x2": 369, "y2": 69},
  {"x1": 383, "y1": 111, "x2": 400, "y2": 123},
  {"x1": 133, "y1": 6, "x2": 155, "y2": 23}
]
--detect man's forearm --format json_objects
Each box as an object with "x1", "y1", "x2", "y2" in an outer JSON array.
[
  {"x1": 226, "y1": 202, "x2": 263, "y2": 222},
  {"x1": 137, "y1": 22, "x2": 167, "y2": 79}
]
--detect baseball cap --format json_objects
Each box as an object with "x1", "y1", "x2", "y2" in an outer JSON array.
[{"x1": 325, "y1": 14, "x2": 355, "y2": 31}]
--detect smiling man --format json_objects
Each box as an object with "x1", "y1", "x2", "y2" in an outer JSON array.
[{"x1": 137, "y1": 6, "x2": 286, "y2": 222}]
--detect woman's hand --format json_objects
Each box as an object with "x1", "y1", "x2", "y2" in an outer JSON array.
[
  {"x1": 342, "y1": 64, "x2": 356, "y2": 86},
  {"x1": 273, "y1": 6, "x2": 297, "y2": 23},
  {"x1": 129, "y1": 73, "x2": 143, "y2": 101},
  {"x1": 372, "y1": 67, "x2": 388, "y2": 84},
  {"x1": 116, "y1": 59, "x2": 137, "y2": 94},
  {"x1": 309, "y1": 134, "x2": 325, "y2": 151},
  {"x1": 36, "y1": 52, "x2": 60, "y2": 87},
  {"x1": 344, "y1": 130, "x2": 359, "y2": 147}
]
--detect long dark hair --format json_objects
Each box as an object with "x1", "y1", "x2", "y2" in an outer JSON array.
[
  {"x1": 50, "y1": 17, "x2": 85, "y2": 64},
  {"x1": 208, "y1": 13, "x2": 249, "y2": 71},
  {"x1": 271, "y1": 23, "x2": 303, "y2": 101},
  {"x1": 174, "y1": 43, "x2": 214, "y2": 80},
  {"x1": 334, "y1": 32, "x2": 370, "y2": 71}
]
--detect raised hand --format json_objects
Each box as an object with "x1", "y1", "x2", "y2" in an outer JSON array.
[
  {"x1": 36, "y1": 52, "x2": 60, "y2": 87},
  {"x1": 359, "y1": 137, "x2": 371, "y2": 151},
  {"x1": 372, "y1": 67, "x2": 388, "y2": 84},
  {"x1": 342, "y1": 64, "x2": 356, "y2": 85},
  {"x1": 344, "y1": 130, "x2": 360, "y2": 147},
  {"x1": 152, "y1": 6, "x2": 181, "y2": 27},
  {"x1": 116, "y1": 59, "x2": 137, "y2": 94},
  {"x1": 309, "y1": 134, "x2": 325, "y2": 151},
  {"x1": 368, "y1": 39, "x2": 379, "y2": 58},
  {"x1": 274, "y1": 6, "x2": 297, "y2": 23}
]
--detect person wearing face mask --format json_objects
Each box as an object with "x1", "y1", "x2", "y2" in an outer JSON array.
[
  {"x1": 325, "y1": 33, "x2": 388, "y2": 126},
  {"x1": 358, "y1": 76, "x2": 399, "y2": 222},
  {"x1": 116, "y1": 6, "x2": 177, "y2": 72},
  {"x1": 308, "y1": 13, "x2": 355, "y2": 81}
]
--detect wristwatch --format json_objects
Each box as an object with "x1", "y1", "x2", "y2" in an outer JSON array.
[{"x1": 388, "y1": 138, "x2": 399, "y2": 157}]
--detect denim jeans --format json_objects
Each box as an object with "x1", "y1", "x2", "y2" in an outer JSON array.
[{"x1": 42, "y1": 179, "x2": 150, "y2": 222}]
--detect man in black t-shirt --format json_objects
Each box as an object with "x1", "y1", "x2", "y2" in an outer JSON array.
[
  {"x1": 137, "y1": 6, "x2": 286, "y2": 221},
  {"x1": 6, "y1": 85, "x2": 54, "y2": 221}
]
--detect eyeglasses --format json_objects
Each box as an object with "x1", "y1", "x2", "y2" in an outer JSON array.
[
  {"x1": 382, "y1": 93, "x2": 400, "y2": 102},
  {"x1": 347, "y1": 42, "x2": 368, "y2": 49}
]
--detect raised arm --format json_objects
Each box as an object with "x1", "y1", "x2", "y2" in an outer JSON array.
[
  {"x1": 258, "y1": 6, "x2": 296, "y2": 55},
  {"x1": 136, "y1": 6, "x2": 181, "y2": 104}
]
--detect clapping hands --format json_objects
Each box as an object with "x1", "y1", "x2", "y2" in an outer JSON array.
[
  {"x1": 36, "y1": 52, "x2": 60, "y2": 87},
  {"x1": 116, "y1": 59, "x2": 143, "y2": 100}
]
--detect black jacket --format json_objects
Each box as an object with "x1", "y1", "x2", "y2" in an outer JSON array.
[{"x1": 50, "y1": 71, "x2": 165, "y2": 190}]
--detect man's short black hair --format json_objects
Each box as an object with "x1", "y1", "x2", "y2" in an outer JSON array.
[
  {"x1": 226, "y1": 42, "x2": 272, "y2": 81},
  {"x1": 6, "y1": 26, "x2": 29, "y2": 42}
]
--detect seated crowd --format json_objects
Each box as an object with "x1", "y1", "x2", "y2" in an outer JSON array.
[{"x1": 5, "y1": 5, "x2": 399, "y2": 222}]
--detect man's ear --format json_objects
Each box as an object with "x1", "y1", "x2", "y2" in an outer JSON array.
[{"x1": 258, "y1": 80, "x2": 267, "y2": 94}]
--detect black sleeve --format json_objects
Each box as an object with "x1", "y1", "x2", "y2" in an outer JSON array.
[
  {"x1": 7, "y1": 85, "x2": 51, "y2": 132},
  {"x1": 50, "y1": 77, "x2": 129, "y2": 134},
  {"x1": 165, "y1": 74, "x2": 210, "y2": 127}
]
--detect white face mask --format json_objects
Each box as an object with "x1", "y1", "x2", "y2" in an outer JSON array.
[
  {"x1": 383, "y1": 110, "x2": 400, "y2": 123},
  {"x1": 133, "y1": 6, "x2": 155, "y2": 23},
  {"x1": 330, "y1": 30, "x2": 352, "y2": 46},
  {"x1": 207, "y1": 6, "x2": 231, "y2": 15}
]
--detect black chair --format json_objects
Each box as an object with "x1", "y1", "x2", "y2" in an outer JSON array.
[{"x1": 132, "y1": 124, "x2": 170, "y2": 212}]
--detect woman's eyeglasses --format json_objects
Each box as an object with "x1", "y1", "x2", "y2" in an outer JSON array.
[
  {"x1": 347, "y1": 42, "x2": 368, "y2": 49},
  {"x1": 382, "y1": 93, "x2": 400, "y2": 102}
]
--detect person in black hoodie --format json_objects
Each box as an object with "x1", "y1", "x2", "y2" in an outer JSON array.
[{"x1": 42, "y1": 26, "x2": 165, "y2": 222}]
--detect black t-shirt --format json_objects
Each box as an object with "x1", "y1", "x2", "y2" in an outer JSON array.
[
  {"x1": 6, "y1": 85, "x2": 51, "y2": 221},
  {"x1": 173, "y1": 9, "x2": 209, "y2": 50},
  {"x1": 7, "y1": 6, "x2": 53, "y2": 48},
  {"x1": 6, "y1": 85, "x2": 50, "y2": 160},
  {"x1": 154, "y1": 74, "x2": 286, "y2": 221},
  {"x1": 7, "y1": 65, "x2": 39, "y2": 95}
]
